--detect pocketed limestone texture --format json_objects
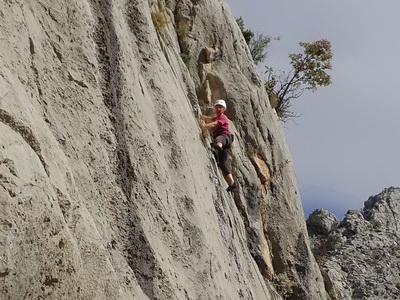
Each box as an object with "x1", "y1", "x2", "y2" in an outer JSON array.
[{"x1": 0, "y1": 1, "x2": 326, "y2": 299}]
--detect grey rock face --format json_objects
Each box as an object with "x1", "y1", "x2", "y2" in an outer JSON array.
[
  {"x1": 0, "y1": 0, "x2": 327, "y2": 299},
  {"x1": 307, "y1": 208, "x2": 339, "y2": 235},
  {"x1": 308, "y1": 187, "x2": 400, "y2": 300}
]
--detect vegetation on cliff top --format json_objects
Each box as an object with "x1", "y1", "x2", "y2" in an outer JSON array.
[{"x1": 236, "y1": 17, "x2": 333, "y2": 121}]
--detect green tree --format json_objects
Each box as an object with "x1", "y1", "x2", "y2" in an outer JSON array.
[
  {"x1": 265, "y1": 39, "x2": 333, "y2": 120},
  {"x1": 236, "y1": 17, "x2": 277, "y2": 65},
  {"x1": 249, "y1": 33, "x2": 279, "y2": 66},
  {"x1": 235, "y1": 17, "x2": 254, "y2": 44},
  {"x1": 236, "y1": 17, "x2": 333, "y2": 121}
]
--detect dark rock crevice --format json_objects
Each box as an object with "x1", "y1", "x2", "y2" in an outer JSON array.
[
  {"x1": 90, "y1": 0, "x2": 135, "y2": 200},
  {"x1": 0, "y1": 109, "x2": 49, "y2": 176},
  {"x1": 28, "y1": 37, "x2": 43, "y2": 97}
]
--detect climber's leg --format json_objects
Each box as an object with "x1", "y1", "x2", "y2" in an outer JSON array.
[
  {"x1": 224, "y1": 173, "x2": 235, "y2": 186},
  {"x1": 218, "y1": 149, "x2": 236, "y2": 192},
  {"x1": 211, "y1": 135, "x2": 228, "y2": 150}
]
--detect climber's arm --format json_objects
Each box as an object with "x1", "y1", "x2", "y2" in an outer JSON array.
[
  {"x1": 200, "y1": 115, "x2": 214, "y2": 123},
  {"x1": 201, "y1": 121, "x2": 218, "y2": 130}
]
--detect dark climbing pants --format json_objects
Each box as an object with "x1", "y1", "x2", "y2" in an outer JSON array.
[
  {"x1": 214, "y1": 134, "x2": 233, "y2": 176},
  {"x1": 217, "y1": 149, "x2": 230, "y2": 176}
]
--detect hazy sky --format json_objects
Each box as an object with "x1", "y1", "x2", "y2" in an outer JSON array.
[{"x1": 226, "y1": 0, "x2": 400, "y2": 219}]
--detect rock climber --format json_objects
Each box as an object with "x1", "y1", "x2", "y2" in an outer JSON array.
[{"x1": 200, "y1": 99, "x2": 237, "y2": 192}]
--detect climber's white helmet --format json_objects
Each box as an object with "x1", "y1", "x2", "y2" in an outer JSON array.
[{"x1": 214, "y1": 99, "x2": 226, "y2": 109}]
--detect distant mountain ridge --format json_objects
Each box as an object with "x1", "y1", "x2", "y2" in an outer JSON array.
[{"x1": 307, "y1": 187, "x2": 400, "y2": 299}]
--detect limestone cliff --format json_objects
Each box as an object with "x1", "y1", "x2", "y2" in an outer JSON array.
[
  {"x1": 308, "y1": 187, "x2": 400, "y2": 300},
  {"x1": 0, "y1": 1, "x2": 326, "y2": 299}
]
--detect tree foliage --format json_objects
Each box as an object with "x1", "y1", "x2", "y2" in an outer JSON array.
[
  {"x1": 265, "y1": 40, "x2": 333, "y2": 120},
  {"x1": 236, "y1": 17, "x2": 333, "y2": 121},
  {"x1": 235, "y1": 17, "x2": 278, "y2": 65},
  {"x1": 249, "y1": 33, "x2": 278, "y2": 66},
  {"x1": 235, "y1": 17, "x2": 254, "y2": 44}
]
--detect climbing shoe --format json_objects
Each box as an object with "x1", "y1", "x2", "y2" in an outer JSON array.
[{"x1": 226, "y1": 183, "x2": 237, "y2": 192}]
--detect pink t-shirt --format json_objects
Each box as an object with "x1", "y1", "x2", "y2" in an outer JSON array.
[{"x1": 212, "y1": 114, "x2": 231, "y2": 139}]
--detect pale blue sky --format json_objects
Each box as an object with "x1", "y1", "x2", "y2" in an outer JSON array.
[{"x1": 226, "y1": 0, "x2": 400, "y2": 218}]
